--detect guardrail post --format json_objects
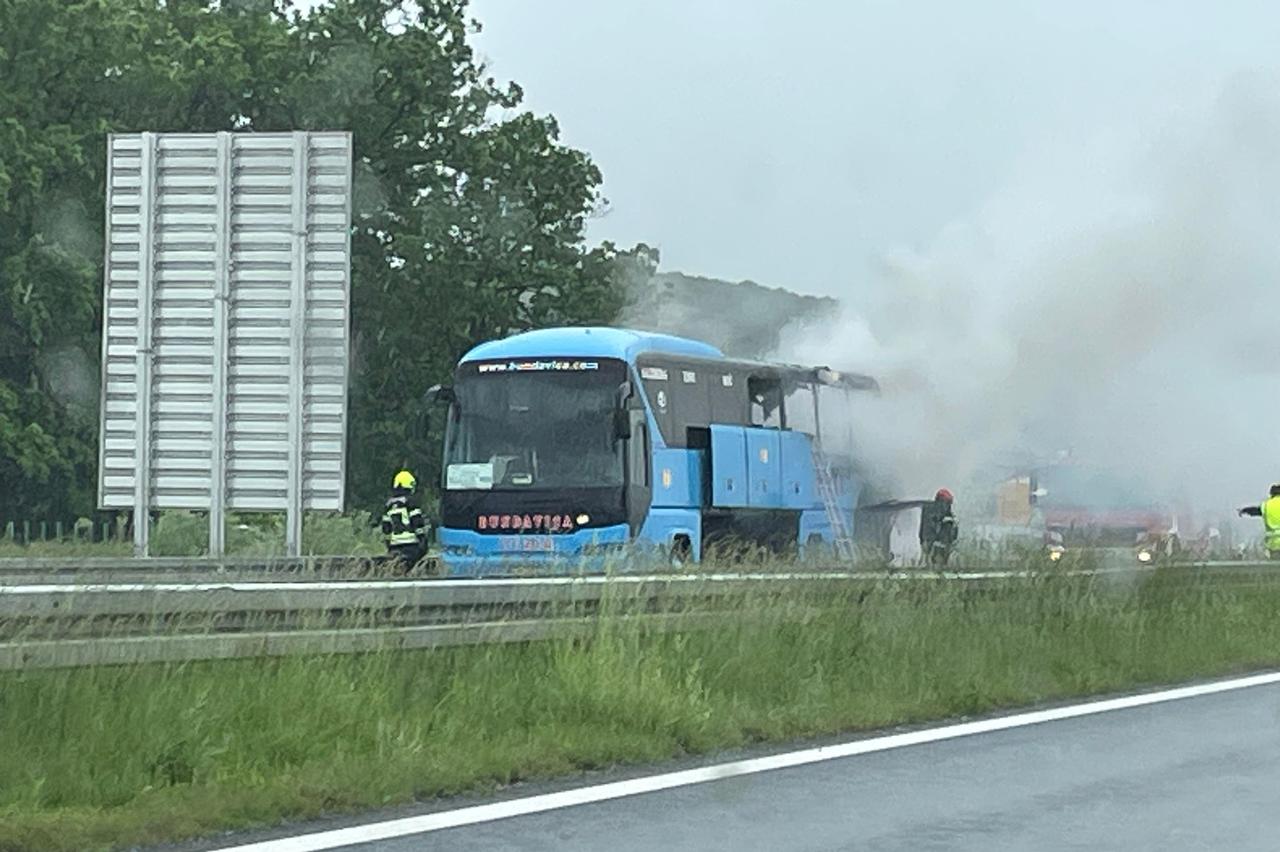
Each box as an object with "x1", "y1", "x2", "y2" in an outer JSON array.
[
  {"x1": 22, "y1": 521, "x2": 30, "y2": 544},
  {"x1": 55, "y1": 521, "x2": 64, "y2": 540},
  {"x1": 2, "y1": 521, "x2": 10, "y2": 541}
]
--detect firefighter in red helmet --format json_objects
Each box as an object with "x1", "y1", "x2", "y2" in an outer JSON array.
[{"x1": 920, "y1": 488, "x2": 959, "y2": 566}]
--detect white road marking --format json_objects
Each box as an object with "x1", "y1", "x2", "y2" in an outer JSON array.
[
  {"x1": 2, "y1": 561, "x2": 1267, "y2": 596},
  {"x1": 207, "y1": 670, "x2": 1280, "y2": 852},
  {"x1": 0, "y1": 569, "x2": 1057, "y2": 595}
]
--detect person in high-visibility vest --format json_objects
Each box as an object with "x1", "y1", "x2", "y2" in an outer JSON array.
[
  {"x1": 381, "y1": 470, "x2": 428, "y2": 570},
  {"x1": 1237, "y1": 484, "x2": 1280, "y2": 560}
]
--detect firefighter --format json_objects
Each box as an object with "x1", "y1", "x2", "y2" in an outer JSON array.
[
  {"x1": 920, "y1": 488, "x2": 959, "y2": 566},
  {"x1": 382, "y1": 470, "x2": 428, "y2": 571},
  {"x1": 1237, "y1": 484, "x2": 1280, "y2": 561}
]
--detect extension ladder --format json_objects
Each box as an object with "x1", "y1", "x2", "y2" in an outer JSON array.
[{"x1": 811, "y1": 443, "x2": 856, "y2": 562}]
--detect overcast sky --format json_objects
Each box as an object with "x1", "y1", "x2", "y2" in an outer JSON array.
[{"x1": 467, "y1": 1, "x2": 1280, "y2": 296}]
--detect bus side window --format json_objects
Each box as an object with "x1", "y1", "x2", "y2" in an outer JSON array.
[
  {"x1": 639, "y1": 362, "x2": 675, "y2": 446},
  {"x1": 672, "y1": 364, "x2": 710, "y2": 443},
  {"x1": 748, "y1": 376, "x2": 783, "y2": 429},
  {"x1": 816, "y1": 384, "x2": 855, "y2": 454},
  {"x1": 785, "y1": 383, "x2": 818, "y2": 436},
  {"x1": 710, "y1": 370, "x2": 747, "y2": 425}
]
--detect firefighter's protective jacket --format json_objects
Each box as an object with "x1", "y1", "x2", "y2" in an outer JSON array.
[
  {"x1": 381, "y1": 494, "x2": 426, "y2": 547},
  {"x1": 920, "y1": 500, "x2": 959, "y2": 548}
]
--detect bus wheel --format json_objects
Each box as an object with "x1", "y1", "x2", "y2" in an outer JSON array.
[
  {"x1": 669, "y1": 535, "x2": 693, "y2": 569},
  {"x1": 805, "y1": 534, "x2": 829, "y2": 566}
]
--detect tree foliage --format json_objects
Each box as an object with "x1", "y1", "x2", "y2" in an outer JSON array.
[{"x1": 0, "y1": 0, "x2": 629, "y2": 518}]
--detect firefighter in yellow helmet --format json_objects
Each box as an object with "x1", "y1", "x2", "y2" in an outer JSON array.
[
  {"x1": 382, "y1": 470, "x2": 427, "y2": 571},
  {"x1": 1238, "y1": 484, "x2": 1280, "y2": 561}
]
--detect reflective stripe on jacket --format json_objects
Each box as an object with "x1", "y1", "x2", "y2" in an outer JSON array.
[{"x1": 381, "y1": 497, "x2": 425, "y2": 547}]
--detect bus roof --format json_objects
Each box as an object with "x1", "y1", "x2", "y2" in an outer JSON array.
[
  {"x1": 459, "y1": 326, "x2": 879, "y2": 391},
  {"x1": 460, "y1": 326, "x2": 725, "y2": 363}
]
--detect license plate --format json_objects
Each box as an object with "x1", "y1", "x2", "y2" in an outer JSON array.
[{"x1": 500, "y1": 536, "x2": 554, "y2": 553}]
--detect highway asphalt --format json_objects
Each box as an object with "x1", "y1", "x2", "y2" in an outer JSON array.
[{"x1": 193, "y1": 677, "x2": 1280, "y2": 852}]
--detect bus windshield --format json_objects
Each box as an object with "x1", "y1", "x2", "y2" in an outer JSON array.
[{"x1": 443, "y1": 358, "x2": 627, "y2": 491}]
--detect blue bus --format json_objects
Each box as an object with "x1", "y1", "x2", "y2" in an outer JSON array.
[{"x1": 429, "y1": 326, "x2": 877, "y2": 575}]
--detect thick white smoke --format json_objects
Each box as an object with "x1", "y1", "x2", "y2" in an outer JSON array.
[{"x1": 783, "y1": 72, "x2": 1280, "y2": 517}]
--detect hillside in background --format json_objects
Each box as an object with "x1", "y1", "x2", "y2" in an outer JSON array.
[{"x1": 620, "y1": 271, "x2": 837, "y2": 359}]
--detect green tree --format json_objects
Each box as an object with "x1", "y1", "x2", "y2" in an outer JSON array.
[{"x1": 0, "y1": 0, "x2": 629, "y2": 520}]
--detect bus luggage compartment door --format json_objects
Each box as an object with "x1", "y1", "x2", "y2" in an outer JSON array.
[
  {"x1": 745, "y1": 427, "x2": 783, "y2": 508},
  {"x1": 651, "y1": 447, "x2": 703, "y2": 508},
  {"x1": 709, "y1": 425, "x2": 749, "y2": 508},
  {"x1": 778, "y1": 430, "x2": 816, "y2": 509}
]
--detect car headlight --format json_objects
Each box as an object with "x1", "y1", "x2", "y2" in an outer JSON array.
[
  {"x1": 1137, "y1": 550, "x2": 1153, "y2": 563},
  {"x1": 1048, "y1": 549, "x2": 1063, "y2": 562}
]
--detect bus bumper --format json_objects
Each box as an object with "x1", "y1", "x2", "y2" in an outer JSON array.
[{"x1": 438, "y1": 523, "x2": 631, "y2": 576}]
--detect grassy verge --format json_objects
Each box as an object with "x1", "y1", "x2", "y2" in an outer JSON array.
[{"x1": 2, "y1": 569, "x2": 1279, "y2": 851}]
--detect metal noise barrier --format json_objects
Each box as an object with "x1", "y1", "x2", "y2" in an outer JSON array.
[{"x1": 98, "y1": 132, "x2": 353, "y2": 557}]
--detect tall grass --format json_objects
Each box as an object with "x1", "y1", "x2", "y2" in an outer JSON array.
[
  {"x1": 0, "y1": 512, "x2": 384, "y2": 559},
  {"x1": 0, "y1": 539, "x2": 132, "y2": 558},
  {"x1": 1, "y1": 570, "x2": 1279, "y2": 851},
  {"x1": 148, "y1": 510, "x2": 385, "y2": 557}
]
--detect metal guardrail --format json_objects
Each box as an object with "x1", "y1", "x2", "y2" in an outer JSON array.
[
  {"x1": 0, "y1": 553, "x2": 1265, "y2": 584},
  {"x1": 0, "y1": 554, "x2": 1265, "y2": 572},
  {"x1": 8, "y1": 564, "x2": 1239, "y2": 618},
  {"x1": 1, "y1": 565, "x2": 1276, "y2": 671},
  {"x1": 0, "y1": 612, "x2": 732, "y2": 671},
  {"x1": 1, "y1": 572, "x2": 844, "y2": 670},
  {"x1": 0, "y1": 574, "x2": 775, "y2": 618}
]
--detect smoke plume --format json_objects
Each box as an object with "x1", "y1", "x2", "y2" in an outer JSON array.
[{"x1": 782, "y1": 72, "x2": 1280, "y2": 516}]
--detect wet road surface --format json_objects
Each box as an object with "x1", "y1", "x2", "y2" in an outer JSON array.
[{"x1": 342, "y1": 682, "x2": 1280, "y2": 852}]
